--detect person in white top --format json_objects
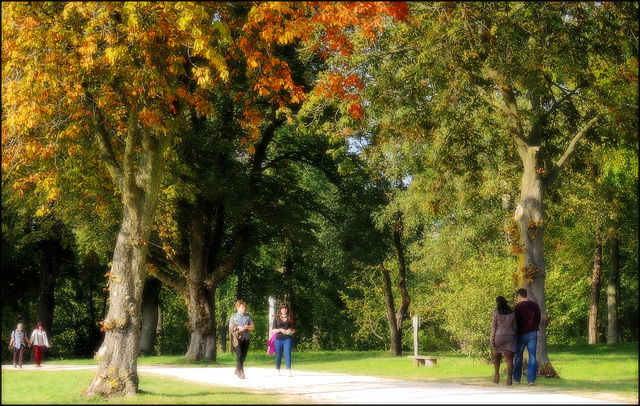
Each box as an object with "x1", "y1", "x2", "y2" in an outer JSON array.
[{"x1": 29, "y1": 322, "x2": 51, "y2": 367}]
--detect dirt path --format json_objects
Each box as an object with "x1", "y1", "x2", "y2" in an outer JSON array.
[{"x1": 3, "y1": 364, "x2": 630, "y2": 404}]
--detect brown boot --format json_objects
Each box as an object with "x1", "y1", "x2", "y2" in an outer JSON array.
[
  {"x1": 493, "y1": 352, "x2": 501, "y2": 384},
  {"x1": 506, "y1": 350, "x2": 513, "y2": 386}
]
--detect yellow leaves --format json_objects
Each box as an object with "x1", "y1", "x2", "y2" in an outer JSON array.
[
  {"x1": 126, "y1": 13, "x2": 140, "y2": 32},
  {"x1": 218, "y1": 68, "x2": 229, "y2": 82},
  {"x1": 192, "y1": 66, "x2": 213, "y2": 88},
  {"x1": 35, "y1": 206, "x2": 51, "y2": 217},
  {"x1": 104, "y1": 45, "x2": 126, "y2": 66},
  {"x1": 248, "y1": 57, "x2": 260, "y2": 69},
  {"x1": 257, "y1": 86, "x2": 270, "y2": 97},
  {"x1": 193, "y1": 38, "x2": 207, "y2": 55},
  {"x1": 277, "y1": 31, "x2": 296, "y2": 45}
]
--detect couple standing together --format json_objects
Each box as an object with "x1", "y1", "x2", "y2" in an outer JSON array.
[
  {"x1": 490, "y1": 288, "x2": 541, "y2": 386},
  {"x1": 229, "y1": 300, "x2": 295, "y2": 379}
]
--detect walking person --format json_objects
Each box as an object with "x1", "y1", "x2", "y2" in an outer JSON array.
[
  {"x1": 490, "y1": 296, "x2": 517, "y2": 385},
  {"x1": 229, "y1": 300, "x2": 254, "y2": 379},
  {"x1": 512, "y1": 288, "x2": 541, "y2": 386},
  {"x1": 29, "y1": 322, "x2": 51, "y2": 367},
  {"x1": 272, "y1": 302, "x2": 295, "y2": 377},
  {"x1": 9, "y1": 323, "x2": 30, "y2": 369}
]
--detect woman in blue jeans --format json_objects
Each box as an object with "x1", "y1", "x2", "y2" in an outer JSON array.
[{"x1": 272, "y1": 302, "x2": 295, "y2": 376}]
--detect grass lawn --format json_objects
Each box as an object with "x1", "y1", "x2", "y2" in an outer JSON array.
[
  {"x1": 1, "y1": 369, "x2": 302, "y2": 404},
  {"x1": 2, "y1": 342, "x2": 637, "y2": 404}
]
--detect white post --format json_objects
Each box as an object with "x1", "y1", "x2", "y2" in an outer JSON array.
[
  {"x1": 413, "y1": 315, "x2": 420, "y2": 356},
  {"x1": 268, "y1": 296, "x2": 276, "y2": 338}
]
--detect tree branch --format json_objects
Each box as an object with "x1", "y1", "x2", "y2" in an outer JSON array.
[
  {"x1": 88, "y1": 101, "x2": 125, "y2": 191},
  {"x1": 541, "y1": 74, "x2": 583, "y2": 122},
  {"x1": 147, "y1": 255, "x2": 186, "y2": 293},
  {"x1": 206, "y1": 225, "x2": 250, "y2": 288},
  {"x1": 482, "y1": 63, "x2": 530, "y2": 158},
  {"x1": 545, "y1": 104, "x2": 639, "y2": 188},
  {"x1": 123, "y1": 106, "x2": 140, "y2": 204}
]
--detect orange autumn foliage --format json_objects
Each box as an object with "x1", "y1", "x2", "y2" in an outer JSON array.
[{"x1": 2, "y1": 2, "x2": 407, "y2": 210}]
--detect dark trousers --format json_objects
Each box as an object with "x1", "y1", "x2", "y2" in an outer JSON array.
[
  {"x1": 235, "y1": 339, "x2": 250, "y2": 371},
  {"x1": 12, "y1": 346, "x2": 25, "y2": 366}
]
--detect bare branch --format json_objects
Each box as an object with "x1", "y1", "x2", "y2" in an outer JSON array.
[{"x1": 88, "y1": 100, "x2": 125, "y2": 191}]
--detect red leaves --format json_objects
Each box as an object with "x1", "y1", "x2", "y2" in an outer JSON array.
[
  {"x1": 349, "y1": 102, "x2": 364, "y2": 120},
  {"x1": 237, "y1": 1, "x2": 407, "y2": 127}
]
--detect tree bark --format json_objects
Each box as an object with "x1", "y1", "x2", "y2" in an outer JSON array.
[
  {"x1": 184, "y1": 204, "x2": 216, "y2": 362},
  {"x1": 588, "y1": 229, "x2": 603, "y2": 344},
  {"x1": 37, "y1": 239, "x2": 62, "y2": 336},
  {"x1": 515, "y1": 148, "x2": 557, "y2": 378},
  {"x1": 380, "y1": 260, "x2": 398, "y2": 355},
  {"x1": 139, "y1": 277, "x2": 162, "y2": 355},
  {"x1": 217, "y1": 307, "x2": 228, "y2": 354},
  {"x1": 607, "y1": 235, "x2": 621, "y2": 343},
  {"x1": 86, "y1": 109, "x2": 174, "y2": 397},
  {"x1": 86, "y1": 211, "x2": 153, "y2": 397},
  {"x1": 380, "y1": 228, "x2": 411, "y2": 357},
  {"x1": 392, "y1": 229, "x2": 411, "y2": 356}
]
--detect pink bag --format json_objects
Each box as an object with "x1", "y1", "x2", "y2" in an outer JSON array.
[{"x1": 267, "y1": 332, "x2": 276, "y2": 355}]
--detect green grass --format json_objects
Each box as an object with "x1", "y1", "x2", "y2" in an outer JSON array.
[
  {"x1": 2, "y1": 342, "x2": 637, "y2": 404},
  {"x1": 1, "y1": 369, "x2": 301, "y2": 404}
]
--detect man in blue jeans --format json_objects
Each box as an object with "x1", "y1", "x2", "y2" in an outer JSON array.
[{"x1": 513, "y1": 288, "x2": 541, "y2": 386}]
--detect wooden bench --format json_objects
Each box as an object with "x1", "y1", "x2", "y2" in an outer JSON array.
[{"x1": 408, "y1": 355, "x2": 444, "y2": 367}]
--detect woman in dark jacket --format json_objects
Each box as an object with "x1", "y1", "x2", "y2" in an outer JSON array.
[
  {"x1": 272, "y1": 302, "x2": 295, "y2": 376},
  {"x1": 490, "y1": 296, "x2": 517, "y2": 385}
]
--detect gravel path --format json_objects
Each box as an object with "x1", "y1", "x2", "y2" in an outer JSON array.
[{"x1": 2, "y1": 364, "x2": 630, "y2": 404}]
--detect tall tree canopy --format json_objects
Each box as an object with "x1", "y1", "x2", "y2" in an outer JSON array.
[
  {"x1": 2, "y1": 1, "x2": 408, "y2": 397},
  {"x1": 322, "y1": 1, "x2": 638, "y2": 374}
]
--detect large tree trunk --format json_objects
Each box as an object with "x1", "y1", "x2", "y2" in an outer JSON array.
[
  {"x1": 515, "y1": 150, "x2": 557, "y2": 378},
  {"x1": 588, "y1": 228, "x2": 603, "y2": 344},
  {"x1": 86, "y1": 211, "x2": 152, "y2": 397},
  {"x1": 485, "y1": 53, "x2": 622, "y2": 379},
  {"x1": 184, "y1": 285, "x2": 216, "y2": 361},
  {"x1": 37, "y1": 239, "x2": 62, "y2": 335},
  {"x1": 184, "y1": 206, "x2": 216, "y2": 362},
  {"x1": 86, "y1": 114, "x2": 173, "y2": 397},
  {"x1": 139, "y1": 277, "x2": 161, "y2": 355},
  {"x1": 607, "y1": 235, "x2": 621, "y2": 343}
]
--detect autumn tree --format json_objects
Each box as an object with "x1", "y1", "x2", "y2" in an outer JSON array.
[{"x1": 2, "y1": 1, "x2": 239, "y2": 396}]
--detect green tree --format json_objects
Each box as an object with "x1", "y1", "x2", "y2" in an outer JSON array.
[
  {"x1": 328, "y1": 1, "x2": 638, "y2": 375},
  {"x1": 544, "y1": 140, "x2": 638, "y2": 344},
  {"x1": 144, "y1": 1, "x2": 409, "y2": 362}
]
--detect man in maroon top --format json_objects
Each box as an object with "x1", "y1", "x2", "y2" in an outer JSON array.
[{"x1": 512, "y1": 288, "x2": 541, "y2": 386}]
